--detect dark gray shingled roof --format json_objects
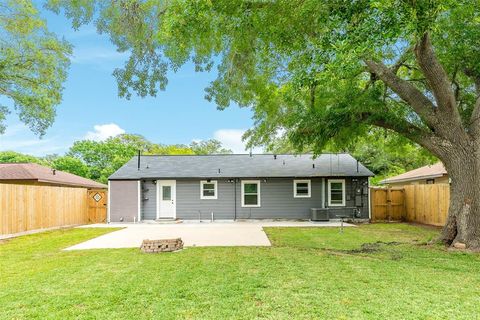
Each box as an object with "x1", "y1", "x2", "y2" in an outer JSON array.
[{"x1": 109, "y1": 154, "x2": 374, "y2": 180}]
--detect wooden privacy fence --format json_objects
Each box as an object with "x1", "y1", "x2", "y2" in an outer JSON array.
[
  {"x1": 0, "y1": 183, "x2": 107, "y2": 237},
  {"x1": 370, "y1": 187, "x2": 405, "y2": 221},
  {"x1": 371, "y1": 184, "x2": 450, "y2": 226},
  {"x1": 87, "y1": 189, "x2": 108, "y2": 224},
  {"x1": 403, "y1": 184, "x2": 450, "y2": 226}
]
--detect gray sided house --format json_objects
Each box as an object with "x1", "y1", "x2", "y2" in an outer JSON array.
[{"x1": 108, "y1": 154, "x2": 374, "y2": 222}]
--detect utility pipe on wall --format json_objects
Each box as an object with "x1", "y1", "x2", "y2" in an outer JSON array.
[{"x1": 234, "y1": 178, "x2": 237, "y2": 221}]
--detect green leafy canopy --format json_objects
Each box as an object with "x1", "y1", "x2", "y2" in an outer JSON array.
[
  {"x1": 0, "y1": 0, "x2": 71, "y2": 135},
  {"x1": 46, "y1": 0, "x2": 480, "y2": 156}
]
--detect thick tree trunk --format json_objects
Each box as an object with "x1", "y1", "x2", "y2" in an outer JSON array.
[{"x1": 439, "y1": 151, "x2": 480, "y2": 250}]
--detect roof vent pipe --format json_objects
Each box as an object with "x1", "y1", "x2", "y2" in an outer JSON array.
[
  {"x1": 52, "y1": 169, "x2": 56, "y2": 175},
  {"x1": 312, "y1": 163, "x2": 315, "y2": 169},
  {"x1": 137, "y1": 150, "x2": 141, "y2": 171},
  {"x1": 274, "y1": 154, "x2": 277, "y2": 160},
  {"x1": 356, "y1": 159, "x2": 359, "y2": 173}
]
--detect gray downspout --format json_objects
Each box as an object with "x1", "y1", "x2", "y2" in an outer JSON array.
[
  {"x1": 321, "y1": 178, "x2": 325, "y2": 208},
  {"x1": 234, "y1": 178, "x2": 237, "y2": 221}
]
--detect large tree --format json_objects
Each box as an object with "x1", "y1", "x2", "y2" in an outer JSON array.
[
  {"x1": 50, "y1": 0, "x2": 480, "y2": 248},
  {"x1": 0, "y1": 0, "x2": 70, "y2": 135}
]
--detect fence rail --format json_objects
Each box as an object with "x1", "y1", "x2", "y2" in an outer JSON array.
[
  {"x1": 0, "y1": 183, "x2": 89, "y2": 237},
  {"x1": 403, "y1": 184, "x2": 450, "y2": 226},
  {"x1": 371, "y1": 184, "x2": 450, "y2": 226},
  {"x1": 370, "y1": 187, "x2": 405, "y2": 221}
]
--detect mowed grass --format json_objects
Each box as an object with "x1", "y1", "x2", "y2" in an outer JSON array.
[{"x1": 0, "y1": 224, "x2": 479, "y2": 319}]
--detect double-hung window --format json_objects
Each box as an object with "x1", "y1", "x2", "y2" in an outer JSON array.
[
  {"x1": 200, "y1": 180, "x2": 217, "y2": 199},
  {"x1": 241, "y1": 180, "x2": 261, "y2": 207},
  {"x1": 294, "y1": 180, "x2": 311, "y2": 198},
  {"x1": 328, "y1": 179, "x2": 345, "y2": 206}
]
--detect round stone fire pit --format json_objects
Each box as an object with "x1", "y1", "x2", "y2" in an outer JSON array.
[{"x1": 140, "y1": 238, "x2": 183, "y2": 253}]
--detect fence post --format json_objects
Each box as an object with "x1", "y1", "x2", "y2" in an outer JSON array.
[{"x1": 386, "y1": 187, "x2": 392, "y2": 222}]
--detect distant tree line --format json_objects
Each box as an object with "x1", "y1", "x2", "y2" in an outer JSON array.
[
  {"x1": 0, "y1": 134, "x2": 231, "y2": 184},
  {"x1": 0, "y1": 131, "x2": 436, "y2": 185}
]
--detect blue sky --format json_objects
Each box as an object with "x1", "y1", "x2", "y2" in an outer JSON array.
[{"x1": 0, "y1": 4, "x2": 259, "y2": 156}]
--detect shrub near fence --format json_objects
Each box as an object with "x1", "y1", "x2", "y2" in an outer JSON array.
[
  {"x1": 371, "y1": 184, "x2": 450, "y2": 226},
  {"x1": 0, "y1": 183, "x2": 89, "y2": 237}
]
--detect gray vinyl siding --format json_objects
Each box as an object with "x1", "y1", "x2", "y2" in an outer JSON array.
[
  {"x1": 115, "y1": 176, "x2": 370, "y2": 221},
  {"x1": 141, "y1": 180, "x2": 157, "y2": 220},
  {"x1": 235, "y1": 178, "x2": 324, "y2": 219},
  {"x1": 109, "y1": 180, "x2": 139, "y2": 222},
  {"x1": 324, "y1": 177, "x2": 369, "y2": 219},
  {"x1": 176, "y1": 180, "x2": 236, "y2": 220}
]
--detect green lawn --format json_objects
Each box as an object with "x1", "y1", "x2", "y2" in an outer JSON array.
[{"x1": 1, "y1": 224, "x2": 479, "y2": 319}]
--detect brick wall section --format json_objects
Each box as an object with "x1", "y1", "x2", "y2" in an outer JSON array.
[{"x1": 140, "y1": 238, "x2": 183, "y2": 253}]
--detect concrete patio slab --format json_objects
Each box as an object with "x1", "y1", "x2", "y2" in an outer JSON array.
[{"x1": 65, "y1": 221, "x2": 354, "y2": 250}]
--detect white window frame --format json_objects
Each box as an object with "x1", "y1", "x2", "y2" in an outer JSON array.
[
  {"x1": 241, "y1": 180, "x2": 261, "y2": 207},
  {"x1": 328, "y1": 179, "x2": 346, "y2": 206},
  {"x1": 200, "y1": 180, "x2": 218, "y2": 200},
  {"x1": 293, "y1": 179, "x2": 311, "y2": 198}
]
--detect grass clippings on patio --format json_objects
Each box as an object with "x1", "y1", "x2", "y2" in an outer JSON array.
[{"x1": 0, "y1": 224, "x2": 479, "y2": 319}]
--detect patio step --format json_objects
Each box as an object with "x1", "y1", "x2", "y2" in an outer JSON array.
[{"x1": 145, "y1": 219, "x2": 183, "y2": 224}]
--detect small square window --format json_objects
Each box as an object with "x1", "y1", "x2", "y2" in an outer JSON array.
[
  {"x1": 294, "y1": 180, "x2": 311, "y2": 198},
  {"x1": 241, "y1": 180, "x2": 261, "y2": 207},
  {"x1": 200, "y1": 181, "x2": 217, "y2": 199},
  {"x1": 328, "y1": 179, "x2": 345, "y2": 206}
]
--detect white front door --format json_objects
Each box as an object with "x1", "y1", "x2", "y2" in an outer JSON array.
[{"x1": 157, "y1": 180, "x2": 176, "y2": 219}]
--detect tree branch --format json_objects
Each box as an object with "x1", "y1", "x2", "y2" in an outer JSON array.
[
  {"x1": 364, "y1": 59, "x2": 438, "y2": 129},
  {"x1": 391, "y1": 46, "x2": 413, "y2": 74},
  {"x1": 359, "y1": 112, "x2": 446, "y2": 157},
  {"x1": 465, "y1": 68, "x2": 480, "y2": 136},
  {"x1": 415, "y1": 33, "x2": 463, "y2": 127}
]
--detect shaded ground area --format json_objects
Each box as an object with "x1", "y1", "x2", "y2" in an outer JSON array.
[{"x1": 1, "y1": 224, "x2": 479, "y2": 319}]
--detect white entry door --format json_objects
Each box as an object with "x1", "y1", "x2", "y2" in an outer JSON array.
[{"x1": 157, "y1": 180, "x2": 176, "y2": 219}]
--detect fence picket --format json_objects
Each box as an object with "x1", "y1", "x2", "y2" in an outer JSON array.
[
  {"x1": 0, "y1": 184, "x2": 91, "y2": 237},
  {"x1": 371, "y1": 184, "x2": 450, "y2": 226}
]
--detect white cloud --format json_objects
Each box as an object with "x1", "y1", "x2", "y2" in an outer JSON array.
[
  {"x1": 213, "y1": 129, "x2": 263, "y2": 154},
  {"x1": 85, "y1": 123, "x2": 125, "y2": 141}
]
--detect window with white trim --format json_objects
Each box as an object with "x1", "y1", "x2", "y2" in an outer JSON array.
[
  {"x1": 328, "y1": 179, "x2": 345, "y2": 206},
  {"x1": 241, "y1": 180, "x2": 261, "y2": 207},
  {"x1": 294, "y1": 180, "x2": 311, "y2": 198},
  {"x1": 200, "y1": 180, "x2": 217, "y2": 199}
]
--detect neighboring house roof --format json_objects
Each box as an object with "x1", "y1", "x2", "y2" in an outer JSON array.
[
  {"x1": 380, "y1": 162, "x2": 447, "y2": 184},
  {"x1": 109, "y1": 153, "x2": 374, "y2": 180},
  {"x1": 0, "y1": 163, "x2": 107, "y2": 189}
]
